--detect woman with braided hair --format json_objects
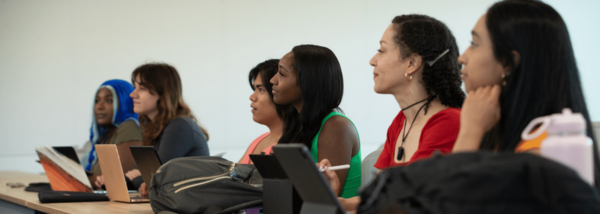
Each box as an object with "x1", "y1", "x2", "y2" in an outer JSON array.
[{"x1": 319, "y1": 14, "x2": 465, "y2": 212}]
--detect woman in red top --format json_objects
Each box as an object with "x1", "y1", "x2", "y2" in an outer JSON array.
[
  {"x1": 370, "y1": 14, "x2": 465, "y2": 169},
  {"x1": 319, "y1": 14, "x2": 465, "y2": 212}
]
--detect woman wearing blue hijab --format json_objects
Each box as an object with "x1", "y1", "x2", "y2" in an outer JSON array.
[{"x1": 81, "y1": 79, "x2": 142, "y2": 179}]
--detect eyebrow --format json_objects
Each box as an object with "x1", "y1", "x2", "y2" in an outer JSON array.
[
  {"x1": 255, "y1": 84, "x2": 264, "y2": 88},
  {"x1": 471, "y1": 30, "x2": 481, "y2": 39},
  {"x1": 279, "y1": 65, "x2": 289, "y2": 72}
]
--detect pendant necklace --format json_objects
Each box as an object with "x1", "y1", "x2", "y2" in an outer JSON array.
[{"x1": 397, "y1": 98, "x2": 428, "y2": 161}]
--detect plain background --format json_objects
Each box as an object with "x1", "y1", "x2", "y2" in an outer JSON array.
[{"x1": 1, "y1": 0, "x2": 599, "y2": 174}]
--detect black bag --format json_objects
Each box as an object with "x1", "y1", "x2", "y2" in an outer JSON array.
[
  {"x1": 149, "y1": 156, "x2": 263, "y2": 214},
  {"x1": 358, "y1": 152, "x2": 600, "y2": 214},
  {"x1": 38, "y1": 190, "x2": 109, "y2": 203}
]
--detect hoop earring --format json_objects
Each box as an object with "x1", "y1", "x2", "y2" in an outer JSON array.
[
  {"x1": 405, "y1": 73, "x2": 412, "y2": 80},
  {"x1": 501, "y1": 73, "x2": 506, "y2": 86}
]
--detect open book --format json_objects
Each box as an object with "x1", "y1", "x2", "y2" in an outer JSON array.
[{"x1": 36, "y1": 147, "x2": 93, "y2": 192}]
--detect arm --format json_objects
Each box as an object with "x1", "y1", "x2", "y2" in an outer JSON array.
[
  {"x1": 317, "y1": 116, "x2": 359, "y2": 196},
  {"x1": 453, "y1": 85, "x2": 501, "y2": 153}
]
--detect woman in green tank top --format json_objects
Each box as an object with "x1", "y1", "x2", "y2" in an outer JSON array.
[{"x1": 269, "y1": 44, "x2": 362, "y2": 198}]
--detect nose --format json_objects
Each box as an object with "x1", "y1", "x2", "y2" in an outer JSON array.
[
  {"x1": 369, "y1": 53, "x2": 377, "y2": 67},
  {"x1": 270, "y1": 73, "x2": 278, "y2": 85},
  {"x1": 249, "y1": 91, "x2": 257, "y2": 102},
  {"x1": 96, "y1": 102, "x2": 105, "y2": 110},
  {"x1": 130, "y1": 89, "x2": 136, "y2": 98}
]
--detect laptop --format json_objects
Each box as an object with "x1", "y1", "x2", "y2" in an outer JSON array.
[
  {"x1": 95, "y1": 144, "x2": 149, "y2": 203},
  {"x1": 52, "y1": 146, "x2": 81, "y2": 164},
  {"x1": 130, "y1": 146, "x2": 162, "y2": 188},
  {"x1": 272, "y1": 144, "x2": 346, "y2": 214}
]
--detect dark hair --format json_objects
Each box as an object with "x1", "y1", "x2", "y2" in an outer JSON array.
[
  {"x1": 278, "y1": 44, "x2": 344, "y2": 149},
  {"x1": 482, "y1": 0, "x2": 599, "y2": 183},
  {"x1": 391, "y1": 14, "x2": 465, "y2": 112},
  {"x1": 248, "y1": 59, "x2": 285, "y2": 119},
  {"x1": 132, "y1": 63, "x2": 209, "y2": 145}
]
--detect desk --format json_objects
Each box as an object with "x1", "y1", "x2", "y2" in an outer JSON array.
[{"x1": 0, "y1": 171, "x2": 153, "y2": 214}]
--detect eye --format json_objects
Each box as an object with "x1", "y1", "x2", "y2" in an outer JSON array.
[
  {"x1": 94, "y1": 99, "x2": 99, "y2": 104},
  {"x1": 107, "y1": 99, "x2": 113, "y2": 104},
  {"x1": 470, "y1": 41, "x2": 478, "y2": 48},
  {"x1": 259, "y1": 88, "x2": 265, "y2": 92},
  {"x1": 278, "y1": 71, "x2": 284, "y2": 77},
  {"x1": 377, "y1": 49, "x2": 383, "y2": 53}
]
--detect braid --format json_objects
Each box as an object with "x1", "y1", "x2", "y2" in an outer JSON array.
[{"x1": 392, "y1": 15, "x2": 465, "y2": 113}]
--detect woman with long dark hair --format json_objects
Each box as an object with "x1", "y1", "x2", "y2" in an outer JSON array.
[
  {"x1": 238, "y1": 59, "x2": 285, "y2": 164},
  {"x1": 453, "y1": 0, "x2": 599, "y2": 184},
  {"x1": 270, "y1": 45, "x2": 362, "y2": 198}
]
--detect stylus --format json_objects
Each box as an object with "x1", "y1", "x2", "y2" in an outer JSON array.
[{"x1": 319, "y1": 164, "x2": 350, "y2": 172}]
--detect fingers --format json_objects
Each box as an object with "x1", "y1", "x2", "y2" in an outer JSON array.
[
  {"x1": 95, "y1": 175, "x2": 104, "y2": 188},
  {"x1": 139, "y1": 183, "x2": 147, "y2": 197},
  {"x1": 318, "y1": 159, "x2": 332, "y2": 169}
]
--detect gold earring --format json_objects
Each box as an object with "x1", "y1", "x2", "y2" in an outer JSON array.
[
  {"x1": 501, "y1": 73, "x2": 506, "y2": 86},
  {"x1": 405, "y1": 73, "x2": 412, "y2": 80}
]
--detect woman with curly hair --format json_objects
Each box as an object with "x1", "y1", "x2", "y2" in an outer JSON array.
[{"x1": 319, "y1": 14, "x2": 465, "y2": 211}]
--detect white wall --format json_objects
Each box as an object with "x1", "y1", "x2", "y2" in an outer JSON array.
[{"x1": 1, "y1": 0, "x2": 598, "y2": 174}]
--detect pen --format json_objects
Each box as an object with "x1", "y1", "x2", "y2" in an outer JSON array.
[{"x1": 319, "y1": 164, "x2": 350, "y2": 172}]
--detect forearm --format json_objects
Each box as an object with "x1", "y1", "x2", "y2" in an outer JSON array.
[{"x1": 452, "y1": 127, "x2": 486, "y2": 153}]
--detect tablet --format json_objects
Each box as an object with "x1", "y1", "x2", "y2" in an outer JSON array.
[
  {"x1": 272, "y1": 144, "x2": 345, "y2": 214},
  {"x1": 249, "y1": 154, "x2": 288, "y2": 179},
  {"x1": 130, "y1": 146, "x2": 162, "y2": 188}
]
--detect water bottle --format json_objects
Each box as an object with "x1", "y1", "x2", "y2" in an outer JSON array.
[{"x1": 521, "y1": 108, "x2": 594, "y2": 185}]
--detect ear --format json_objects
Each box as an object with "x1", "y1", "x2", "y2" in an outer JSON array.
[
  {"x1": 511, "y1": 50, "x2": 520, "y2": 70},
  {"x1": 406, "y1": 53, "x2": 423, "y2": 75},
  {"x1": 503, "y1": 50, "x2": 520, "y2": 75}
]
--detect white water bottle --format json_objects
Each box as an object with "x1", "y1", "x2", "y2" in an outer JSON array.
[{"x1": 523, "y1": 108, "x2": 595, "y2": 185}]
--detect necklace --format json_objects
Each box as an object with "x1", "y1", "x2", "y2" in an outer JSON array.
[{"x1": 397, "y1": 98, "x2": 428, "y2": 161}]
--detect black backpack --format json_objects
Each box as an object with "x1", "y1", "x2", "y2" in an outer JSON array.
[
  {"x1": 358, "y1": 152, "x2": 600, "y2": 214},
  {"x1": 149, "y1": 156, "x2": 263, "y2": 214}
]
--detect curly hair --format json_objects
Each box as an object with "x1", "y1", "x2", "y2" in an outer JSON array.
[{"x1": 391, "y1": 14, "x2": 465, "y2": 113}]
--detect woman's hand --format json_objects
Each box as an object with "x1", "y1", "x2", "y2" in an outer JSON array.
[
  {"x1": 95, "y1": 175, "x2": 105, "y2": 189},
  {"x1": 139, "y1": 183, "x2": 148, "y2": 198},
  {"x1": 454, "y1": 85, "x2": 501, "y2": 152},
  {"x1": 125, "y1": 169, "x2": 141, "y2": 181},
  {"x1": 318, "y1": 159, "x2": 340, "y2": 195}
]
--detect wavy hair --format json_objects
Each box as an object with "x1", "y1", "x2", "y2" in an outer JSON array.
[
  {"x1": 391, "y1": 14, "x2": 465, "y2": 113},
  {"x1": 278, "y1": 45, "x2": 344, "y2": 149},
  {"x1": 131, "y1": 63, "x2": 209, "y2": 146}
]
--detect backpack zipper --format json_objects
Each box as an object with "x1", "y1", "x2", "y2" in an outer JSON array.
[
  {"x1": 172, "y1": 162, "x2": 236, "y2": 187},
  {"x1": 174, "y1": 176, "x2": 231, "y2": 193}
]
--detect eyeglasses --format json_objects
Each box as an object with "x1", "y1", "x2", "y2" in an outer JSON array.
[{"x1": 6, "y1": 182, "x2": 26, "y2": 188}]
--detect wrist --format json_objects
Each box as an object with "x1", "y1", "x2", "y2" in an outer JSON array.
[{"x1": 453, "y1": 126, "x2": 486, "y2": 153}]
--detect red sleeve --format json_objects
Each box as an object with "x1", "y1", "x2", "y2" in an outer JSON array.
[
  {"x1": 408, "y1": 108, "x2": 461, "y2": 163},
  {"x1": 374, "y1": 112, "x2": 404, "y2": 169}
]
